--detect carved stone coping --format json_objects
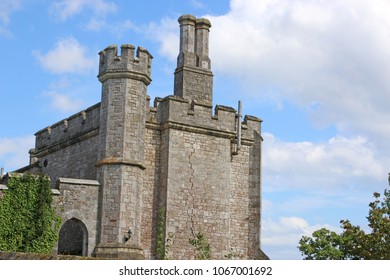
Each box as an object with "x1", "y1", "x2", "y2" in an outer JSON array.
[
  {"x1": 95, "y1": 158, "x2": 146, "y2": 170},
  {"x1": 56, "y1": 177, "x2": 100, "y2": 186}
]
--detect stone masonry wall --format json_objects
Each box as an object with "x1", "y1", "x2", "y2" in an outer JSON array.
[
  {"x1": 164, "y1": 129, "x2": 232, "y2": 259},
  {"x1": 53, "y1": 178, "x2": 100, "y2": 256},
  {"x1": 229, "y1": 141, "x2": 262, "y2": 259},
  {"x1": 31, "y1": 103, "x2": 100, "y2": 186},
  {"x1": 141, "y1": 125, "x2": 161, "y2": 259}
]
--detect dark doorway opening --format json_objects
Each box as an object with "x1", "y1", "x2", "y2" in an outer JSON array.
[{"x1": 58, "y1": 218, "x2": 88, "y2": 256}]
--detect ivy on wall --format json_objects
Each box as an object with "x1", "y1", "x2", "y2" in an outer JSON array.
[
  {"x1": 0, "y1": 173, "x2": 61, "y2": 253},
  {"x1": 189, "y1": 231, "x2": 211, "y2": 260}
]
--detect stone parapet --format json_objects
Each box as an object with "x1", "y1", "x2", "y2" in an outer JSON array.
[
  {"x1": 98, "y1": 44, "x2": 152, "y2": 85},
  {"x1": 34, "y1": 103, "x2": 100, "y2": 153},
  {"x1": 147, "y1": 96, "x2": 261, "y2": 143}
]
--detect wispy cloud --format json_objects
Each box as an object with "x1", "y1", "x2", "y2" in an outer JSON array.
[
  {"x1": 32, "y1": 37, "x2": 96, "y2": 74},
  {"x1": 44, "y1": 91, "x2": 85, "y2": 113},
  {"x1": 0, "y1": 0, "x2": 21, "y2": 36},
  {"x1": 49, "y1": 0, "x2": 117, "y2": 22},
  {"x1": 190, "y1": 0, "x2": 206, "y2": 9},
  {"x1": 32, "y1": 38, "x2": 99, "y2": 114},
  {"x1": 262, "y1": 133, "x2": 386, "y2": 192},
  {"x1": 0, "y1": 136, "x2": 35, "y2": 172},
  {"x1": 262, "y1": 216, "x2": 340, "y2": 259},
  {"x1": 145, "y1": 17, "x2": 179, "y2": 62}
]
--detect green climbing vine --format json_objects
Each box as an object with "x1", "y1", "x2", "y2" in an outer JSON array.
[
  {"x1": 0, "y1": 173, "x2": 61, "y2": 253},
  {"x1": 224, "y1": 248, "x2": 244, "y2": 260},
  {"x1": 189, "y1": 231, "x2": 211, "y2": 260},
  {"x1": 156, "y1": 208, "x2": 166, "y2": 259}
]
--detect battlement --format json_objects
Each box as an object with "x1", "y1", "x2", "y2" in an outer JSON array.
[
  {"x1": 147, "y1": 96, "x2": 261, "y2": 142},
  {"x1": 98, "y1": 44, "x2": 153, "y2": 85},
  {"x1": 34, "y1": 103, "x2": 100, "y2": 153}
]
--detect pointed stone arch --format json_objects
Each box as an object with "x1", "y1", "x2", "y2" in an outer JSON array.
[{"x1": 58, "y1": 218, "x2": 88, "y2": 256}]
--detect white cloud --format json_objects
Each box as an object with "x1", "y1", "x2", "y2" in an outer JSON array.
[
  {"x1": 206, "y1": 0, "x2": 390, "y2": 146},
  {"x1": 262, "y1": 133, "x2": 387, "y2": 192},
  {"x1": 146, "y1": 17, "x2": 179, "y2": 62},
  {"x1": 262, "y1": 216, "x2": 340, "y2": 259},
  {"x1": 0, "y1": 136, "x2": 35, "y2": 172},
  {"x1": 33, "y1": 37, "x2": 96, "y2": 74},
  {"x1": 45, "y1": 91, "x2": 85, "y2": 113},
  {"x1": 49, "y1": 0, "x2": 117, "y2": 21},
  {"x1": 85, "y1": 18, "x2": 137, "y2": 36},
  {"x1": 190, "y1": 0, "x2": 206, "y2": 9},
  {"x1": 0, "y1": 0, "x2": 21, "y2": 36}
]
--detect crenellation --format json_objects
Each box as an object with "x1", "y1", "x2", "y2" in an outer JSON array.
[
  {"x1": 241, "y1": 115, "x2": 262, "y2": 141},
  {"x1": 147, "y1": 95, "x2": 264, "y2": 143},
  {"x1": 34, "y1": 103, "x2": 100, "y2": 152},
  {"x1": 98, "y1": 44, "x2": 152, "y2": 84},
  {"x1": 154, "y1": 96, "x2": 239, "y2": 133}
]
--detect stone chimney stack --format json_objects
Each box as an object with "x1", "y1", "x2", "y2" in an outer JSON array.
[
  {"x1": 174, "y1": 14, "x2": 213, "y2": 105},
  {"x1": 195, "y1": 18, "x2": 211, "y2": 70},
  {"x1": 177, "y1": 14, "x2": 196, "y2": 67}
]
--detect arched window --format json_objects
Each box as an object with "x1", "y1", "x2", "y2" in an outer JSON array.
[{"x1": 58, "y1": 218, "x2": 88, "y2": 256}]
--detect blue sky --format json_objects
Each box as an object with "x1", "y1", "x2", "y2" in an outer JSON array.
[{"x1": 1, "y1": 0, "x2": 390, "y2": 259}]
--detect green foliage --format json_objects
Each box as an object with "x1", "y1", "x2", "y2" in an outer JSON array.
[
  {"x1": 224, "y1": 248, "x2": 244, "y2": 260},
  {"x1": 298, "y1": 228, "x2": 346, "y2": 260},
  {"x1": 164, "y1": 233, "x2": 174, "y2": 260},
  {"x1": 298, "y1": 189, "x2": 390, "y2": 260},
  {"x1": 189, "y1": 231, "x2": 211, "y2": 260},
  {"x1": 155, "y1": 208, "x2": 165, "y2": 259},
  {"x1": 0, "y1": 174, "x2": 61, "y2": 253}
]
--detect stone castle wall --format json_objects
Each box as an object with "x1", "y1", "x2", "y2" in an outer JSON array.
[
  {"x1": 53, "y1": 178, "x2": 100, "y2": 256},
  {"x1": 30, "y1": 103, "x2": 100, "y2": 185}
]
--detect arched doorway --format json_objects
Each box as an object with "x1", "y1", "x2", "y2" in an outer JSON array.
[{"x1": 58, "y1": 218, "x2": 88, "y2": 256}]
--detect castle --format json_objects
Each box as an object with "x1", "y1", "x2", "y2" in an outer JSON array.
[{"x1": 8, "y1": 14, "x2": 267, "y2": 259}]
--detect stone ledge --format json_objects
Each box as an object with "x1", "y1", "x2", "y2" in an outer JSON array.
[
  {"x1": 56, "y1": 177, "x2": 100, "y2": 186},
  {"x1": 95, "y1": 157, "x2": 146, "y2": 170},
  {"x1": 51, "y1": 189, "x2": 60, "y2": 195},
  {"x1": 93, "y1": 243, "x2": 144, "y2": 260}
]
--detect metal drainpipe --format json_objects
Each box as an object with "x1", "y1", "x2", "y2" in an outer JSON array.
[{"x1": 237, "y1": 100, "x2": 242, "y2": 152}]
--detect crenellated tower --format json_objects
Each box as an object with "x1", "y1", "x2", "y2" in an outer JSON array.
[
  {"x1": 174, "y1": 15, "x2": 213, "y2": 105},
  {"x1": 94, "y1": 44, "x2": 152, "y2": 259}
]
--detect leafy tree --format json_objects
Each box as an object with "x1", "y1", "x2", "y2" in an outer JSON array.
[
  {"x1": 0, "y1": 173, "x2": 61, "y2": 253},
  {"x1": 298, "y1": 189, "x2": 390, "y2": 260}
]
